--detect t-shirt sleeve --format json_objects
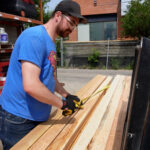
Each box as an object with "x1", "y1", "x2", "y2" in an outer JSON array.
[{"x1": 18, "y1": 36, "x2": 45, "y2": 68}]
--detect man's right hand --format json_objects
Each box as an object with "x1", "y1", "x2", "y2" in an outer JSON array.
[{"x1": 61, "y1": 94, "x2": 80, "y2": 116}]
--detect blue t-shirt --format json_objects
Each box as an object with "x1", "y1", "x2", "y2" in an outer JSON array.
[{"x1": 0, "y1": 25, "x2": 57, "y2": 121}]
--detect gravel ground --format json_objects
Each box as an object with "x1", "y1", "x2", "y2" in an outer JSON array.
[{"x1": 57, "y1": 68, "x2": 132, "y2": 94}]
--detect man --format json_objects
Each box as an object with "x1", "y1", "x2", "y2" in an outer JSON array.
[{"x1": 0, "y1": 0, "x2": 87, "y2": 149}]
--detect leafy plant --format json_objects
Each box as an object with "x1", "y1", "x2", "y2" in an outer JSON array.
[
  {"x1": 121, "y1": 0, "x2": 150, "y2": 39},
  {"x1": 24, "y1": 0, "x2": 52, "y2": 28},
  {"x1": 111, "y1": 58, "x2": 121, "y2": 70},
  {"x1": 124, "y1": 60, "x2": 134, "y2": 70},
  {"x1": 34, "y1": 0, "x2": 52, "y2": 23},
  {"x1": 55, "y1": 38, "x2": 61, "y2": 58},
  {"x1": 88, "y1": 48, "x2": 100, "y2": 67}
]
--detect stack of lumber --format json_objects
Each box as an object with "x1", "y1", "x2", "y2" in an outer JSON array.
[{"x1": 11, "y1": 75, "x2": 131, "y2": 150}]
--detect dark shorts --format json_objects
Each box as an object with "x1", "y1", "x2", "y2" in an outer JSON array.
[{"x1": 0, "y1": 106, "x2": 41, "y2": 150}]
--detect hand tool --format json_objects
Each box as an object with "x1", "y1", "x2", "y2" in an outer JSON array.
[{"x1": 62, "y1": 85, "x2": 110, "y2": 116}]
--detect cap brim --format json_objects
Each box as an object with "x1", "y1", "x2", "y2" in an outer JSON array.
[{"x1": 69, "y1": 12, "x2": 88, "y2": 24}]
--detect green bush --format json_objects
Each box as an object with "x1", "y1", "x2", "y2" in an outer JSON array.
[
  {"x1": 121, "y1": 0, "x2": 150, "y2": 39},
  {"x1": 111, "y1": 58, "x2": 121, "y2": 69},
  {"x1": 110, "y1": 57, "x2": 133, "y2": 70},
  {"x1": 124, "y1": 60, "x2": 134, "y2": 70},
  {"x1": 55, "y1": 39, "x2": 61, "y2": 58},
  {"x1": 88, "y1": 48, "x2": 100, "y2": 67}
]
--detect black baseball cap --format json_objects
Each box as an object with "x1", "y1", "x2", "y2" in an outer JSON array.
[{"x1": 54, "y1": 0, "x2": 88, "y2": 24}]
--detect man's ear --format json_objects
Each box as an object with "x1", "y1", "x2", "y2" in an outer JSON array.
[{"x1": 55, "y1": 11, "x2": 62, "y2": 23}]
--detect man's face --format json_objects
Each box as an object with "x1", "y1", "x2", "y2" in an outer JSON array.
[{"x1": 56, "y1": 14, "x2": 79, "y2": 38}]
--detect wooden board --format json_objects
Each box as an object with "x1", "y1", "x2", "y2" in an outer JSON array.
[
  {"x1": 46, "y1": 76, "x2": 112, "y2": 150},
  {"x1": 10, "y1": 108, "x2": 62, "y2": 150},
  {"x1": 87, "y1": 75, "x2": 126, "y2": 150},
  {"x1": 11, "y1": 74, "x2": 131, "y2": 150},
  {"x1": 30, "y1": 76, "x2": 110, "y2": 150},
  {"x1": 105, "y1": 76, "x2": 131, "y2": 150},
  {"x1": 11, "y1": 75, "x2": 106, "y2": 150},
  {"x1": 70, "y1": 75, "x2": 124, "y2": 150}
]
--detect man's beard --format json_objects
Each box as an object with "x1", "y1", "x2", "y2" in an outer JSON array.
[{"x1": 56, "y1": 24, "x2": 72, "y2": 38}]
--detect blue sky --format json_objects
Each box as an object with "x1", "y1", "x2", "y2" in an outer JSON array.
[
  {"x1": 121, "y1": 0, "x2": 131, "y2": 15},
  {"x1": 46, "y1": 0, "x2": 63, "y2": 11},
  {"x1": 121, "y1": 0, "x2": 144, "y2": 15}
]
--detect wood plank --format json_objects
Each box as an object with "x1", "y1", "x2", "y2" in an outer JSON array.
[
  {"x1": 28, "y1": 75, "x2": 106, "y2": 150},
  {"x1": 46, "y1": 76, "x2": 112, "y2": 150},
  {"x1": 70, "y1": 75, "x2": 124, "y2": 150},
  {"x1": 10, "y1": 109, "x2": 62, "y2": 150},
  {"x1": 105, "y1": 76, "x2": 131, "y2": 150},
  {"x1": 87, "y1": 75, "x2": 126, "y2": 150},
  {"x1": 11, "y1": 75, "x2": 106, "y2": 150}
]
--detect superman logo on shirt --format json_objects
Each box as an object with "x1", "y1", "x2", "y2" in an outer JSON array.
[{"x1": 48, "y1": 51, "x2": 57, "y2": 77}]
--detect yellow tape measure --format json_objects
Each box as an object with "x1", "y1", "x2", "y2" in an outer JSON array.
[
  {"x1": 62, "y1": 85, "x2": 110, "y2": 116},
  {"x1": 80, "y1": 85, "x2": 110, "y2": 104}
]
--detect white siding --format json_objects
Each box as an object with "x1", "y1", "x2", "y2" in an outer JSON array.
[{"x1": 77, "y1": 24, "x2": 90, "y2": 41}]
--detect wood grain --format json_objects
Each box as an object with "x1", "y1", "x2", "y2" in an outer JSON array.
[
  {"x1": 11, "y1": 75, "x2": 105, "y2": 150},
  {"x1": 29, "y1": 75, "x2": 106, "y2": 150},
  {"x1": 105, "y1": 76, "x2": 131, "y2": 150},
  {"x1": 46, "y1": 76, "x2": 112, "y2": 150},
  {"x1": 70, "y1": 75, "x2": 123, "y2": 150}
]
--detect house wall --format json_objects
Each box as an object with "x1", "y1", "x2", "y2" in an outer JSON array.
[
  {"x1": 69, "y1": 0, "x2": 121, "y2": 41},
  {"x1": 69, "y1": 28, "x2": 77, "y2": 41},
  {"x1": 73, "y1": 0, "x2": 118, "y2": 15}
]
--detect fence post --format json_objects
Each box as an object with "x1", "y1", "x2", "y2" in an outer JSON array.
[
  {"x1": 60, "y1": 37, "x2": 64, "y2": 67},
  {"x1": 106, "y1": 38, "x2": 110, "y2": 69}
]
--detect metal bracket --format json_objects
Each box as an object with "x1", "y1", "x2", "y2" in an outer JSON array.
[{"x1": 128, "y1": 132, "x2": 135, "y2": 139}]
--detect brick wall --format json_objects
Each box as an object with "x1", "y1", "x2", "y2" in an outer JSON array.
[
  {"x1": 117, "y1": 0, "x2": 122, "y2": 39},
  {"x1": 69, "y1": 28, "x2": 77, "y2": 41},
  {"x1": 74, "y1": 0, "x2": 118, "y2": 15}
]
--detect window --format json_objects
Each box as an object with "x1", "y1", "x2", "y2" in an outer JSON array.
[
  {"x1": 78, "y1": 24, "x2": 90, "y2": 41},
  {"x1": 90, "y1": 22, "x2": 104, "y2": 41},
  {"x1": 94, "y1": 0, "x2": 97, "y2": 6},
  {"x1": 104, "y1": 22, "x2": 117, "y2": 40},
  {"x1": 90, "y1": 21, "x2": 117, "y2": 41}
]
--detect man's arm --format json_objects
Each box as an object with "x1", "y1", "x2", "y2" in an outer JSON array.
[
  {"x1": 54, "y1": 77, "x2": 69, "y2": 98},
  {"x1": 21, "y1": 61, "x2": 63, "y2": 109}
]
